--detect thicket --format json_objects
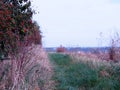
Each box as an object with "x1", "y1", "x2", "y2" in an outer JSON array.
[
  {"x1": 0, "y1": 0, "x2": 42, "y2": 59},
  {"x1": 109, "y1": 33, "x2": 120, "y2": 62},
  {"x1": 0, "y1": 1, "x2": 43, "y2": 89}
]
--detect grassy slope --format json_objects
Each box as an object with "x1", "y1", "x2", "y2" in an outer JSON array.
[{"x1": 49, "y1": 53, "x2": 120, "y2": 90}]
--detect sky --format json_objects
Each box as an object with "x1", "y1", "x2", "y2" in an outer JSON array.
[{"x1": 31, "y1": 0, "x2": 120, "y2": 47}]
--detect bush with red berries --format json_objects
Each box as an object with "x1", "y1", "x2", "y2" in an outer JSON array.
[{"x1": 0, "y1": 0, "x2": 42, "y2": 58}]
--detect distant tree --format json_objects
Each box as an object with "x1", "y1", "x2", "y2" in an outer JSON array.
[{"x1": 56, "y1": 45, "x2": 67, "y2": 52}]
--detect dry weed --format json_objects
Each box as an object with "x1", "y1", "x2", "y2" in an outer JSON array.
[
  {"x1": 0, "y1": 45, "x2": 54, "y2": 90},
  {"x1": 69, "y1": 52, "x2": 111, "y2": 69}
]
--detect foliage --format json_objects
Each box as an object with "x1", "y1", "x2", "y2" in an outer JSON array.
[
  {"x1": 56, "y1": 45, "x2": 67, "y2": 53},
  {"x1": 0, "y1": 1, "x2": 43, "y2": 89},
  {"x1": 0, "y1": 0, "x2": 42, "y2": 59}
]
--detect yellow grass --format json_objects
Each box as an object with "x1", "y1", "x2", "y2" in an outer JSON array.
[{"x1": 69, "y1": 52, "x2": 117, "y2": 69}]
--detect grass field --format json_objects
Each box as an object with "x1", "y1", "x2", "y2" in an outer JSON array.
[
  {"x1": 49, "y1": 53, "x2": 120, "y2": 90},
  {"x1": 1, "y1": 50, "x2": 120, "y2": 90}
]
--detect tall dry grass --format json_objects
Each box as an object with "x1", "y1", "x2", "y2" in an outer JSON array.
[
  {"x1": 0, "y1": 44, "x2": 53, "y2": 90},
  {"x1": 69, "y1": 52, "x2": 113, "y2": 69}
]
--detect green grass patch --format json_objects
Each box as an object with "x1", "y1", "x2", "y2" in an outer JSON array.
[
  {"x1": 49, "y1": 53, "x2": 71, "y2": 66},
  {"x1": 49, "y1": 53, "x2": 120, "y2": 90}
]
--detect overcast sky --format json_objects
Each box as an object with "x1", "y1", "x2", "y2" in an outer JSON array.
[{"x1": 31, "y1": 0, "x2": 120, "y2": 47}]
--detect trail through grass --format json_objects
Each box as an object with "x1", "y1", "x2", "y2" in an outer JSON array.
[{"x1": 49, "y1": 53, "x2": 120, "y2": 90}]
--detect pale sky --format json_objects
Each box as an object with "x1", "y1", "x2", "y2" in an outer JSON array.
[{"x1": 31, "y1": 0, "x2": 120, "y2": 47}]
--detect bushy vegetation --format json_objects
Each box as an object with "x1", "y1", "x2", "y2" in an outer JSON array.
[
  {"x1": 0, "y1": 0, "x2": 42, "y2": 59},
  {"x1": 108, "y1": 34, "x2": 120, "y2": 62},
  {"x1": 0, "y1": 0, "x2": 44, "y2": 89},
  {"x1": 0, "y1": 45, "x2": 53, "y2": 90},
  {"x1": 49, "y1": 53, "x2": 120, "y2": 90},
  {"x1": 56, "y1": 45, "x2": 67, "y2": 53}
]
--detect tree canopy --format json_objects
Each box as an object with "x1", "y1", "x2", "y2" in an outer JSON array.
[{"x1": 0, "y1": 0, "x2": 42, "y2": 58}]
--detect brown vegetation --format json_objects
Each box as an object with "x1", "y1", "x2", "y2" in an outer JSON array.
[
  {"x1": 0, "y1": 45, "x2": 53, "y2": 90},
  {"x1": 56, "y1": 45, "x2": 67, "y2": 53},
  {"x1": 108, "y1": 34, "x2": 120, "y2": 62}
]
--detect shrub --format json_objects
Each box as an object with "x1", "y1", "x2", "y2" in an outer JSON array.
[
  {"x1": 0, "y1": 0, "x2": 42, "y2": 59},
  {"x1": 56, "y1": 45, "x2": 67, "y2": 53},
  {"x1": 108, "y1": 33, "x2": 120, "y2": 62},
  {"x1": 0, "y1": 0, "x2": 44, "y2": 89}
]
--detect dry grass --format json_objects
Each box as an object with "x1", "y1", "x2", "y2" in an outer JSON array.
[
  {"x1": 0, "y1": 44, "x2": 54, "y2": 90},
  {"x1": 31, "y1": 45, "x2": 54, "y2": 90},
  {"x1": 69, "y1": 52, "x2": 114, "y2": 69}
]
